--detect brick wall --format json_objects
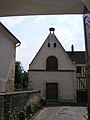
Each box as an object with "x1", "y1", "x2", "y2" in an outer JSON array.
[{"x1": 0, "y1": 90, "x2": 41, "y2": 120}]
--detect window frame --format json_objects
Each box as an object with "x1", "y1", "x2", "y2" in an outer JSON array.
[
  {"x1": 54, "y1": 43, "x2": 56, "y2": 47},
  {"x1": 46, "y1": 56, "x2": 58, "y2": 71},
  {"x1": 76, "y1": 66, "x2": 81, "y2": 73},
  {"x1": 48, "y1": 43, "x2": 50, "y2": 47}
]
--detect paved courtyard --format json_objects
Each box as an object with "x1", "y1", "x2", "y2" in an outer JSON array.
[{"x1": 33, "y1": 106, "x2": 88, "y2": 120}]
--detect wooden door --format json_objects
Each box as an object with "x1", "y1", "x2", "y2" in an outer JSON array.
[{"x1": 46, "y1": 83, "x2": 58, "y2": 100}]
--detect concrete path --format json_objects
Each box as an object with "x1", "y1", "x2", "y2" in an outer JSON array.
[{"x1": 33, "y1": 106, "x2": 88, "y2": 120}]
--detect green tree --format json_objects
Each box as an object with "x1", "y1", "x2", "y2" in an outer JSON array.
[
  {"x1": 23, "y1": 71, "x2": 28, "y2": 89},
  {"x1": 14, "y1": 61, "x2": 28, "y2": 91}
]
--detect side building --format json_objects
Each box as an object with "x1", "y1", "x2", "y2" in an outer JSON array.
[
  {"x1": 0, "y1": 22, "x2": 21, "y2": 92},
  {"x1": 67, "y1": 49, "x2": 87, "y2": 103}
]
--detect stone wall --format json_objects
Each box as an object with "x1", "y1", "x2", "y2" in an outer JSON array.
[
  {"x1": 0, "y1": 90, "x2": 41, "y2": 120},
  {"x1": 6, "y1": 55, "x2": 15, "y2": 92}
]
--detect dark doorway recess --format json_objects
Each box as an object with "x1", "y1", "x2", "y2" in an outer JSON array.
[
  {"x1": 46, "y1": 83, "x2": 58, "y2": 100},
  {"x1": 77, "y1": 89, "x2": 87, "y2": 103}
]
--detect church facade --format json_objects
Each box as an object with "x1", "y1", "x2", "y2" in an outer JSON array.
[{"x1": 28, "y1": 28, "x2": 86, "y2": 103}]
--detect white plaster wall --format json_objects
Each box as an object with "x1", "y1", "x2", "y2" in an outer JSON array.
[
  {"x1": 6, "y1": 54, "x2": 15, "y2": 92},
  {"x1": 0, "y1": 32, "x2": 15, "y2": 92},
  {"x1": 28, "y1": 71, "x2": 76, "y2": 102}
]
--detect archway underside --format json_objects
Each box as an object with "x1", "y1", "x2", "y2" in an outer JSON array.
[{"x1": 0, "y1": 0, "x2": 90, "y2": 17}]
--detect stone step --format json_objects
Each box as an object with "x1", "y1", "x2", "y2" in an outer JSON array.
[
  {"x1": 46, "y1": 101, "x2": 60, "y2": 107},
  {"x1": 45, "y1": 101, "x2": 87, "y2": 107}
]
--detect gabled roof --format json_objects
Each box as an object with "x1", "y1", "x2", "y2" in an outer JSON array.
[
  {"x1": 29, "y1": 28, "x2": 66, "y2": 66},
  {"x1": 0, "y1": 22, "x2": 21, "y2": 45},
  {"x1": 67, "y1": 51, "x2": 86, "y2": 64},
  {"x1": 29, "y1": 28, "x2": 75, "y2": 70},
  {"x1": 29, "y1": 27, "x2": 86, "y2": 68}
]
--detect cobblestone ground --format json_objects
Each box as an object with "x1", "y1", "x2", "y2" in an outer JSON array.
[{"x1": 33, "y1": 106, "x2": 88, "y2": 120}]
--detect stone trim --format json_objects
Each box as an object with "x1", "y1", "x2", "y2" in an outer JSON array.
[{"x1": 28, "y1": 69, "x2": 75, "y2": 72}]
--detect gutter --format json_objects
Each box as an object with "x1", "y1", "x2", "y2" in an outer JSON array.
[{"x1": 16, "y1": 42, "x2": 21, "y2": 47}]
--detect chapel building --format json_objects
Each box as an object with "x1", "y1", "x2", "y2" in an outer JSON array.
[{"x1": 28, "y1": 28, "x2": 86, "y2": 103}]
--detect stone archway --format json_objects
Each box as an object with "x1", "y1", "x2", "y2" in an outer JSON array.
[{"x1": 0, "y1": 0, "x2": 90, "y2": 119}]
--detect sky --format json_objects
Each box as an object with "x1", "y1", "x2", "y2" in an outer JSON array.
[{"x1": 0, "y1": 15, "x2": 85, "y2": 71}]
